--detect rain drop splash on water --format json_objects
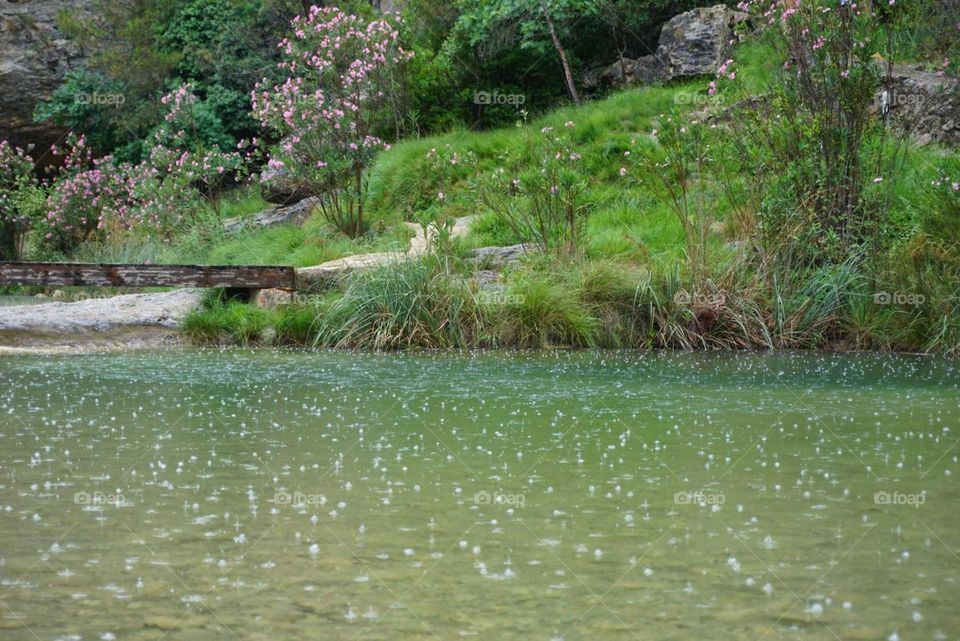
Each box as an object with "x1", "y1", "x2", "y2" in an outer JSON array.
[{"x1": 0, "y1": 351, "x2": 956, "y2": 639}]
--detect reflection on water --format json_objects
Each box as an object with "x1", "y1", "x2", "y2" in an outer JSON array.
[{"x1": 0, "y1": 350, "x2": 958, "y2": 640}]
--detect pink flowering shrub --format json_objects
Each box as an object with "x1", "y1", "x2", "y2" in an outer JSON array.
[
  {"x1": 40, "y1": 85, "x2": 245, "y2": 253},
  {"x1": 41, "y1": 135, "x2": 129, "y2": 253},
  {"x1": 0, "y1": 140, "x2": 42, "y2": 260},
  {"x1": 252, "y1": 7, "x2": 413, "y2": 237},
  {"x1": 128, "y1": 85, "x2": 245, "y2": 235},
  {"x1": 476, "y1": 123, "x2": 588, "y2": 255}
]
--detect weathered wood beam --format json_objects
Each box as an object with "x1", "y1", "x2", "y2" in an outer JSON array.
[{"x1": 0, "y1": 262, "x2": 297, "y2": 291}]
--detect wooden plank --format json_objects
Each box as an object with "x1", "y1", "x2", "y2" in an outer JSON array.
[{"x1": 0, "y1": 262, "x2": 297, "y2": 290}]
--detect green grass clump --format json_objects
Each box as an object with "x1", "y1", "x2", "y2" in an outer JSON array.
[
  {"x1": 313, "y1": 257, "x2": 483, "y2": 349},
  {"x1": 183, "y1": 294, "x2": 271, "y2": 345}
]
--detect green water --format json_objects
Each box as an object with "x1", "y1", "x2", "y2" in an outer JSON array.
[{"x1": 0, "y1": 350, "x2": 958, "y2": 640}]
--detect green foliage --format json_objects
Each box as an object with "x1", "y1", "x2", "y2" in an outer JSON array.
[
  {"x1": 33, "y1": 71, "x2": 131, "y2": 155},
  {"x1": 475, "y1": 123, "x2": 590, "y2": 255},
  {"x1": 183, "y1": 295, "x2": 271, "y2": 345}
]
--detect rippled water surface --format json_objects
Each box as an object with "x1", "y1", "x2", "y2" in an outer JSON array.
[{"x1": 1, "y1": 350, "x2": 958, "y2": 640}]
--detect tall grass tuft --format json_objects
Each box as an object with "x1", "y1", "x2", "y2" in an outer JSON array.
[{"x1": 313, "y1": 257, "x2": 483, "y2": 349}]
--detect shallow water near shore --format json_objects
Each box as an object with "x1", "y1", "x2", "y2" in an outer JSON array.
[{"x1": 0, "y1": 350, "x2": 958, "y2": 640}]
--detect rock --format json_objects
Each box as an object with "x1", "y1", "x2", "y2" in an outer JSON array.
[
  {"x1": 252, "y1": 288, "x2": 293, "y2": 309},
  {"x1": 0, "y1": 0, "x2": 94, "y2": 153},
  {"x1": 0, "y1": 289, "x2": 203, "y2": 351},
  {"x1": 475, "y1": 270, "x2": 502, "y2": 286},
  {"x1": 259, "y1": 169, "x2": 317, "y2": 205},
  {"x1": 295, "y1": 252, "x2": 406, "y2": 290},
  {"x1": 597, "y1": 4, "x2": 748, "y2": 88},
  {"x1": 295, "y1": 215, "x2": 478, "y2": 289},
  {"x1": 405, "y1": 215, "x2": 475, "y2": 256},
  {"x1": 657, "y1": 5, "x2": 748, "y2": 78},
  {"x1": 470, "y1": 243, "x2": 538, "y2": 269},
  {"x1": 875, "y1": 65, "x2": 960, "y2": 147},
  {"x1": 222, "y1": 197, "x2": 320, "y2": 234}
]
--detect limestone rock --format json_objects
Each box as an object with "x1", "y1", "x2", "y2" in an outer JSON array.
[
  {"x1": 470, "y1": 243, "x2": 538, "y2": 269},
  {"x1": 876, "y1": 64, "x2": 960, "y2": 147},
  {"x1": 657, "y1": 5, "x2": 747, "y2": 78},
  {"x1": 0, "y1": 289, "x2": 203, "y2": 350},
  {"x1": 295, "y1": 252, "x2": 405, "y2": 289},
  {"x1": 596, "y1": 5, "x2": 748, "y2": 88},
  {"x1": 0, "y1": 0, "x2": 94, "y2": 152},
  {"x1": 222, "y1": 197, "x2": 320, "y2": 234},
  {"x1": 259, "y1": 169, "x2": 317, "y2": 205}
]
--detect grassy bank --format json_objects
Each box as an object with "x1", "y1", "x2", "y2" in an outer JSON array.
[{"x1": 181, "y1": 32, "x2": 960, "y2": 355}]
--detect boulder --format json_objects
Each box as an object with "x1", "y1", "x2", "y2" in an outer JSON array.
[
  {"x1": 875, "y1": 65, "x2": 960, "y2": 147},
  {"x1": 259, "y1": 169, "x2": 317, "y2": 205},
  {"x1": 470, "y1": 243, "x2": 538, "y2": 269},
  {"x1": 657, "y1": 5, "x2": 747, "y2": 78},
  {"x1": 295, "y1": 252, "x2": 405, "y2": 290},
  {"x1": 0, "y1": 0, "x2": 94, "y2": 153},
  {"x1": 597, "y1": 4, "x2": 748, "y2": 88},
  {"x1": 222, "y1": 197, "x2": 320, "y2": 234}
]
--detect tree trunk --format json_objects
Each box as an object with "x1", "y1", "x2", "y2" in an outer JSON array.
[{"x1": 539, "y1": 0, "x2": 581, "y2": 107}]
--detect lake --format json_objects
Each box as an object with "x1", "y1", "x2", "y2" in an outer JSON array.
[{"x1": 0, "y1": 350, "x2": 958, "y2": 640}]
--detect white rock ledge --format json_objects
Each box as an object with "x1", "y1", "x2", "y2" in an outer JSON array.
[{"x1": 0, "y1": 289, "x2": 204, "y2": 351}]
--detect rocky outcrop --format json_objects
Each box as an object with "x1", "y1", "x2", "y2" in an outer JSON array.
[
  {"x1": 259, "y1": 169, "x2": 318, "y2": 205},
  {"x1": 222, "y1": 197, "x2": 320, "y2": 234},
  {"x1": 470, "y1": 243, "x2": 537, "y2": 269},
  {"x1": 0, "y1": 289, "x2": 203, "y2": 351},
  {"x1": 594, "y1": 5, "x2": 748, "y2": 88},
  {"x1": 295, "y1": 216, "x2": 478, "y2": 290},
  {"x1": 0, "y1": 0, "x2": 93, "y2": 152},
  {"x1": 295, "y1": 251, "x2": 405, "y2": 290},
  {"x1": 876, "y1": 65, "x2": 960, "y2": 147}
]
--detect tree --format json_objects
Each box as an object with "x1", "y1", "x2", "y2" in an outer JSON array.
[
  {"x1": 452, "y1": 0, "x2": 596, "y2": 106},
  {"x1": 252, "y1": 6, "x2": 413, "y2": 236}
]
